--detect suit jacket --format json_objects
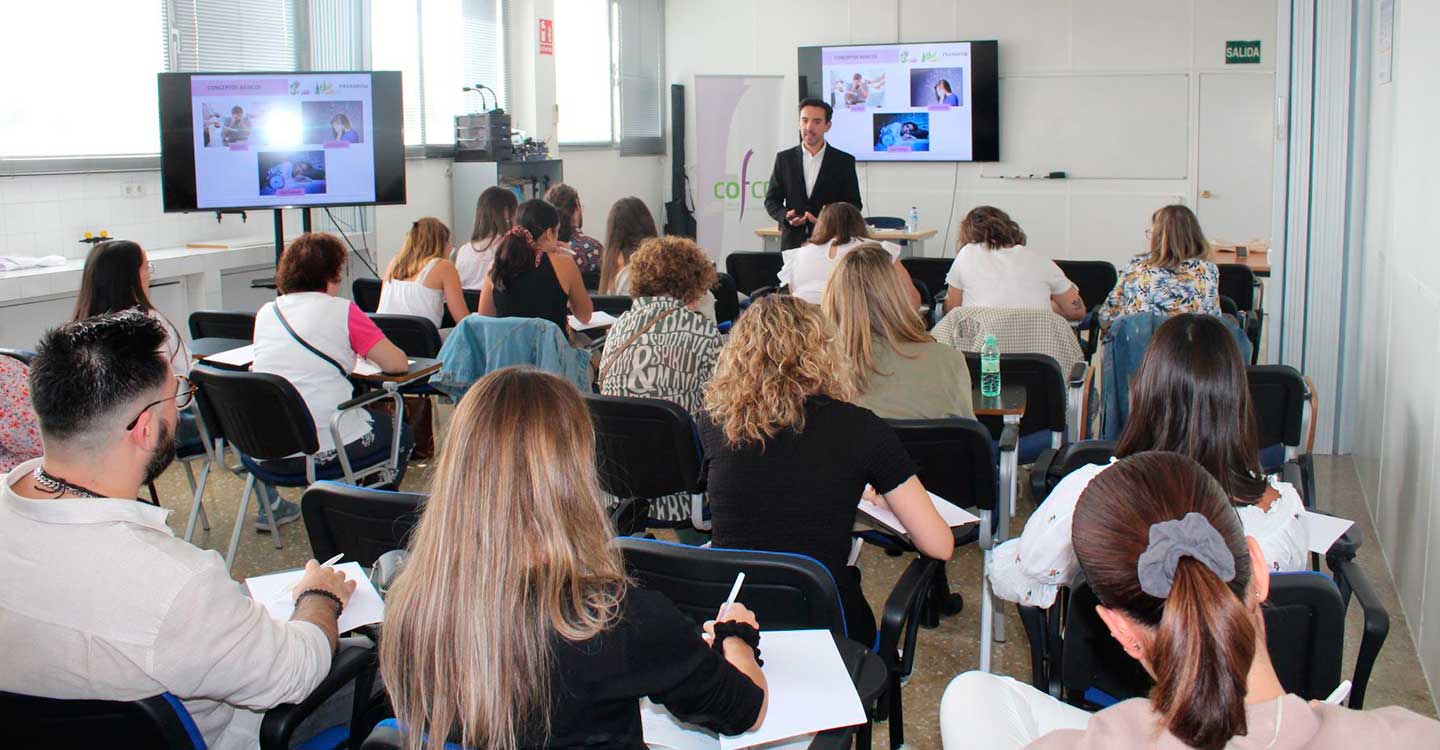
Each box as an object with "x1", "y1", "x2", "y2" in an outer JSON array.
[{"x1": 764, "y1": 143, "x2": 862, "y2": 250}]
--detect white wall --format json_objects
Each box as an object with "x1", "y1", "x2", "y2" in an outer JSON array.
[
  {"x1": 664, "y1": 0, "x2": 1278, "y2": 266},
  {"x1": 1350, "y1": 0, "x2": 1440, "y2": 700}
]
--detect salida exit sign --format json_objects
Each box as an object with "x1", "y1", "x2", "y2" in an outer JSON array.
[{"x1": 1226, "y1": 40, "x2": 1262, "y2": 64}]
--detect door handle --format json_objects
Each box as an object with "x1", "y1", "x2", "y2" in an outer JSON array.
[{"x1": 1201, "y1": 190, "x2": 1213, "y2": 199}]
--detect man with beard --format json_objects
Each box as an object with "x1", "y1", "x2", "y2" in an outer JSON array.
[{"x1": 0, "y1": 310, "x2": 354, "y2": 750}]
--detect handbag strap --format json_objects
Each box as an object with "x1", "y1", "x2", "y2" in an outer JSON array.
[
  {"x1": 272, "y1": 301, "x2": 350, "y2": 379},
  {"x1": 597, "y1": 306, "x2": 681, "y2": 384}
]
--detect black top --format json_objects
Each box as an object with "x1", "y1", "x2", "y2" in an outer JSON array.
[
  {"x1": 494, "y1": 253, "x2": 570, "y2": 332},
  {"x1": 525, "y1": 588, "x2": 764, "y2": 748},
  {"x1": 699, "y1": 396, "x2": 916, "y2": 578},
  {"x1": 762, "y1": 143, "x2": 863, "y2": 250}
]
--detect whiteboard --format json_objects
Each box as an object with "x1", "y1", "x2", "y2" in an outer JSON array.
[{"x1": 993, "y1": 74, "x2": 1190, "y2": 179}]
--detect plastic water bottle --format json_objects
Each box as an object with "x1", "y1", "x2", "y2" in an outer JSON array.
[
  {"x1": 907, "y1": 206, "x2": 920, "y2": 233},
  {"x1": 980, "y1": 334, "x2": 1001, "y2": 398}
]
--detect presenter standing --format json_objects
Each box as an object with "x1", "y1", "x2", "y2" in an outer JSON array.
[{"x1": 764, "y1": 99, "x2": 863, "y2": 250}]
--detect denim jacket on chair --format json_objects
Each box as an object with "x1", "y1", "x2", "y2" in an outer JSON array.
[{"x1": 432, "y1": 316, "x2": 592, "y2": 400}]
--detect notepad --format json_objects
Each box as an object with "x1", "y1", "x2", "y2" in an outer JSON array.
[
  {"x1": 569, "y1": 311, "x2": 618, "y2": 331},
  {"x1": 1301, "y1": 510, "x2": 1355, "y2": 555},
  {"x1": 641, "y1": 630, "x2": 865, "y2": 750},
  {"x1": 353, "y1": 357, "x2": 415, "y2": 376},
  {"x1": 203, "y1": 344, "x2": 255, "y2": 368},
  {"x1": 858, "y1": 490, "x2": 981, "y2": 538},
  {"x1": 244, "y1": 562, "x2": 385, "y2": 633}
]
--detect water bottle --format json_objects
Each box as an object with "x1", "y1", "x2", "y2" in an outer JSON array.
[
  {"x1": 980, "y1": 334, "x2": 1001, "y2": 398},
  {"x1": 907, "y1": 206, "x2": 920, "y2": 233}
]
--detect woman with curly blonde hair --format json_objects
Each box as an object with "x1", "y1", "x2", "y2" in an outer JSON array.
[{"x1": 700, "y1": 295, "x2": 954, "y2": 644}]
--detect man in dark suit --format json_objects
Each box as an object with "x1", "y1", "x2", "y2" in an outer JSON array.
[{"x1": 764, "y1": 98, "x2": 863, "y2": 250}]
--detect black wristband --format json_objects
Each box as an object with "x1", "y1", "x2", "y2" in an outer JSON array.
[
  {"x1": 711, "y1": 621, "x2": 763, "y2": 667},
  {"x1": 296, "y1": 588, "x2": 344, "y2": 615}
]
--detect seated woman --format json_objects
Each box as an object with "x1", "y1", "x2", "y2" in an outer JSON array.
[
  {"x1": 700, "y1": 295, "x2": 954, "y2": 645},
  {"x1": 778, "y1": 202, "x2": 918, "y2": 307},
  {"x1": 380, "y1": 367, "x2": 767, "y2": 748},
  {"x1": 478, "y1": 199, "x2": 594, "y2": 333},
  {"x1": 822, "y1": 244, "x2": 974, "y2": 420},
  {"x1": 988, "y1": 313, "x2": 1309, "y2": 609},
  {"x1": 0, "y1": 355, "x2": 41, "y2": 473},
  {"x1": 71, "y1": 239, "x2": 189, "y2": 373},
  {"x1": 599, "y1": 236, "x2": 722, "y2": 526},
  {"x1": 378, "y1": 217, "x2": 470, "y2": 328},
  {"x1": 943, "y1": 452, "x2": 1440, "y2": 750},
  {"x1": 942, "y1": 206, "x2": 1084, "y2": 320},
  {"x1": 1099, "y1": 203, "x2": 1220, "y2": 328},
  {"x1": 546, "y1": 183, "x2": 604, "y2": 273},
  {"x1": 252, "y1": 233, "x2": 414, "y2": 498},
  {"x1": 598, "y1": 196, "x2": 659, "y2": 295},
  {"x1": 455, "y1": 186, "x2": 517, "y2": 290}
]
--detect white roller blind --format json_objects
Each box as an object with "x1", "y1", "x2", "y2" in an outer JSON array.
[
  {"x1": 167, "y1": 0, "x2": 297, "y2": 72},
  {"x1": 555, "y1": 0, "x2": 615, "y2": 143},
  {"x1": 464, "y1": 0, "x2": 507, "y2": 111},
  {"x1": 617, "y1": 0, "x2": 663, "y2": 155}
]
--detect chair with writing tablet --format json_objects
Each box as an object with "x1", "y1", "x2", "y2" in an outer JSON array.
[
  {"x1": 712, "y1": 272, "x2": 741, "y2": 327},
  {"x1": 351, "y1": 278, "x2": 382, "y2": 313},
  {"x1": 439, "y1": 289, "x2": 481, "y2": 330},
  {"x1": 963, "y1": 351, "x2": 1085, "y2": 464},
  {"x1": 584, "y1": 394, "x2": 705, "y2": 535},
  {"x1": 724, "y1": 251, "x2": 784, "y2": 298},
  {"x1": 300, "y1": 481, "x2": 425, "y2": 570},
  {"x1": 590, "y1": 294, "x2": 634, "y2": 317},
  {"x1": 1218, "y1": 263, "x2": 1263, "y2": 363},
  {"x1": 615, "y1": 537, "x2": 900, "y2": 750},
  {"x1": 190, "y1": 364, "x2": 405, "y2": 570},
  {"x1": 188, "y1": 310, "x2": 258, "y2": 342},
  {"x1": 1054, "y1": 260, "x2": 1117, "y2": 362},
  {"x1": 1248, "y1": 364, "x2": 1318, "y2": 505}
]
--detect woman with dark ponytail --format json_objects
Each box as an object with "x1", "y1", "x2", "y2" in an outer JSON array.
[
  {"x1": 940, "y1": 452, "x2": 1440, "y2": 749},
  {"x1": 478, "y1": 198, "x2": 593, "y2": 334}
]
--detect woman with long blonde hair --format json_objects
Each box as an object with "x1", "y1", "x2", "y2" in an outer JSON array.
[
  {"x1": 380, "y1": 368, "x2": 767, "y2": 750},
  {"x1": 700, "y1": 296, "x2": 954, "y2": 644},
  {"x1": 378, "y1": 217, "x2": 470, "y2": 327},
  {"x1": 777, "y1": 202, "x2": 919, "y2": 306},
  {"x1": 823, "y1": 244, "x2": 974, "y2": 420}
]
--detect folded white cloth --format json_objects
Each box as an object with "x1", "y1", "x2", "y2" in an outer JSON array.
[{"x1": 0, "y1": 255, "x2": 67, "y2": 272}]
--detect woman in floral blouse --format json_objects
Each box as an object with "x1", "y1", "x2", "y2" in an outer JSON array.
[
  {"x1": 1098, "y1": 204, "x2": 1220, "y2": 329},
  {"x1": 0, "y1": 355, "x2": 42, "y2": 472},
  {"x1": 545, "y1": 183, "x2": 604, "y2": 273}
]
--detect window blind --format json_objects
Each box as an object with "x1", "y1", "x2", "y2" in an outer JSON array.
[{"x1": 617, "y1": 0, "x2": 663, "y2": 156}]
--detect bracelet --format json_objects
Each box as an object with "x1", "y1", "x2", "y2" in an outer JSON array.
[
  {"x1": 711, "y1": 621, "x2": 763, "y2": 667},
  {"x1": 296, "y1": 588, "x2": 344, "y2": 615}
]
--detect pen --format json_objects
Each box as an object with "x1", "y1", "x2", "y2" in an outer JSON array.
[
  {"x1": 1324, "y1": 680, "x2": 1352, "y2": 705},
  {"x1": 719, "y1": 572, "x2": 745, "y2": 621},
  {"x1": 273, "y1": 555, "x2": 345, "y2": 603}
]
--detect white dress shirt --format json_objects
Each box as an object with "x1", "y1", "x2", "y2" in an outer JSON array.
[
  {"x1": 802, "y1": 142, "x2": 827, "y2": 198},
  {"x1": 777, "y1": 238, "x2": 901, "y2": 304},
  {"x1": 0, "y1": 459, "x2": 332, "y2": 750}
]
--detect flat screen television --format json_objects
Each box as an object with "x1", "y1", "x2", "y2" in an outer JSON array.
[
  {"x1": 797, "y1": 40, "x2": 999, "y2": 162},
  {"x1": 158, "y1": 71, "x2": 406, "y2": 212}
]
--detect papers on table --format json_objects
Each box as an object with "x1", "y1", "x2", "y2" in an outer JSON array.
[
  {"x1": 1301, "y1": 510, "x2": 1355, "y2": 555},
  {"x1": 353, "y1": 357, "x2": 415, "y2": 377},
  {"x1": 858, "y1": 490, "x2": 981, "y2": 538},
  {"x1": 202, "y1": 344, "x2": 255, "y2": 368},
  {"x1": 244, "y1": 562, "x2": 385, "y2": 633},
  {"x1": 641, "y1": 629, "x2": 865, "y2": 750},
  {"x1": 569, "y1": 311, "x2": 618, "y2": 331}
]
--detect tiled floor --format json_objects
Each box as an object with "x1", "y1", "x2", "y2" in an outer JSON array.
[{"x1": 152, "y1": 409, "x2": 1436, "y2": 749}]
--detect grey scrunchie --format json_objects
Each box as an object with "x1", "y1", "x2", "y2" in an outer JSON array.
[{"x1": 1136, "y1": 512, "x2": 1236, "y2": 599}]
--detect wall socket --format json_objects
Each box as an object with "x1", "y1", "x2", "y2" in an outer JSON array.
[{"x1": 123, "y1": 182, "x2": 146, "y2": 197}]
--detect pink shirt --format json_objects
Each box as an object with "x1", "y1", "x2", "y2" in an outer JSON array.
[{"x1": 346, "y1": 302, "x2": 384, "y2": 355}]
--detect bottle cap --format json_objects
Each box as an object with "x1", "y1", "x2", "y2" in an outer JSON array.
[{"x1": 984, "y1": 334, "x2": 997, "y2": 344}]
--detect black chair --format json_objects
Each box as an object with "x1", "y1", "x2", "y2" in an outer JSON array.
[
  {"x1": 725, "y1": 251, "x2": 784, "y2": 297},
  {"x1": 351, "y1": 278, "x2": 382, "y2": 313},
  {"x1": 1218, "y1": 263, "x2": 1263, "y2": 363},
  {"x1": 616, "y1": 537, "x2": 899, "y2": 749},
  {"x1": 580, "y1": 269, "x2": 601, "y2": 291},
  {"x1": 1028, "y1": 439, "x2": 1118, "y2": 505},
  {"x1": 1055, "y1": 260, "x2": 1118, "y2": 362},
  {"x1": 1248, "y1": 365, "x2": 1317, "y2": 503},
  {"x1": 187, "y1": 310, "x2": 257, "y2": 341},
  {"x1": 866, "y1": 216, "x2": 905, "y2": 229},
  {"x1": 368, "y1": 314, "x2": 443, "y2": 358},
  {"x1": 191, "y1": 365, "x2": 404, "y2": 569},
  {"x1": 901, "y1": 257, "x2": 951, "y2": 305},
  {"x1": 963, "y1": 352, "x2": 1083, "y2": 463},
  {"x1": 0, "y1": 645, "x2": 375, "y2": 750},
  {"x1": 301, "y1": 481, "x2": 425, "y2": 569},
  {"x1": 590, "y1": 294, "x2": 634, "y2": 317},
  {"x1": 0, "y1": 348, "x2": 35, "y2": 365},
  {"x1": 584, "y1": 394, "x2": 703, "y2": 534},
  {"x1": 439, "y1": 289, "x2": 481, "y2": 330},
  {"x1": 712, "y1": 272, "x2": 741, "y2": 326}
]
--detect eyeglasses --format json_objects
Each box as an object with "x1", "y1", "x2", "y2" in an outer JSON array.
[
  {"x1": 125, "y1": 375, "x2": 195, "y2": 431},
  {"x1": 146, "y1": 261, "x2": 156, "y2": 275},
  {"x1": 1144, "y1": 229, "x2": 1153, "y2": 240}
]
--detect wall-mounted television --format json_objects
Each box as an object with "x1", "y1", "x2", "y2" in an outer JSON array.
[
  {"x1": 158, "y1": 71, "x2": 406, "y2": 212},
  {"x1": 798, "y1": 40, "x2": 999, "y2": 162}
]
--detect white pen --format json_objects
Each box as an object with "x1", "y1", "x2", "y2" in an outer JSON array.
[
  {"x1": 719, "y1": 572, "x2": 746, "y2": 621},
  {"x1": 273, "y1": 555, "x2": 345, "y2": 603},
  {"x1": 321, "y1": 553, "x2": 344, "y2": 568},
  {"x1": 1324, "y1": 679, "x2": 1352, "y2": 705}
]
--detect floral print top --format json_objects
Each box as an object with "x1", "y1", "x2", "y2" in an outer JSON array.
[
  {"x1": 0, "y1": 356, "x2": 42, "y2": 472},
  {"x1": 1098, "y1": 254, "x2": 1220, "y2": 328},
  {"x1": 567, "y1": 231, "x2": 604, "y2": 274}
]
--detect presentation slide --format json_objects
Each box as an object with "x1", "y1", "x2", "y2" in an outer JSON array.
[
  {"x1": 819, "y1": 42, "x2": 975, "y2": 162},
  {"x1": 189, "y1": 73, "x2": 377, "y2": 209}
]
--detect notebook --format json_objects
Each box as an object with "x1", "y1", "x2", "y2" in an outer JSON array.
[
  {"x1": 569, "y1": 311, "x2": 618, "y2": 331},
  {"x1": 244, "y1": 562, "x2": 385, "y2": 633}
]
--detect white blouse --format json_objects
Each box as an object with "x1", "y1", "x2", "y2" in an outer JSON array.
[
  {"x1": 455, "y1": 238, "x2": 498, "y2": 290},
  {"x1": 944, "y1": 243, "x2": 1073, "y2": 310},
  {"x1": 987, "y1": 461, "x2": 1311, "y2": 608},
  {"x1": 777, "y1": 238, "x2": 902, "y2": 305}
]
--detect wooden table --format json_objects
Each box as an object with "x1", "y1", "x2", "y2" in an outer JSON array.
[
  {"x1": 755, "y1": 226, "x2": 939, "y2": 257},
  {"x1": 190, "y1": 337, "x2": 250, "y2": 360},
  {"x1": 1211, "y1": 247, "x2": 1271, "y2": 277}
]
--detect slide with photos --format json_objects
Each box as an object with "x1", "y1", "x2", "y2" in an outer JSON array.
[{"x1": 820, "y1": 42, "x2": 975, "y2": 162}]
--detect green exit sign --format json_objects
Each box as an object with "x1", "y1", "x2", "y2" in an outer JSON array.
[{"x1": 1226, "y1": 40, "x2": 1262, "y2": 64}]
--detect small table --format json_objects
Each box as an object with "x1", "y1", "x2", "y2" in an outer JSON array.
[
  {"x1": 197, "y1": 345, "x2": 440, "y2": 390},
  {"x1": 754, "y1": 226, "x2": 939, "y2": 257},
  {"x1": 1212, "y1": 247, "x2": 1271, "y2": 277},
  {"x1": 972, "y1": 383, "x2": 1027, "y2": 421}
]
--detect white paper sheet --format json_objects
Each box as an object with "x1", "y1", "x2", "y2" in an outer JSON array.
[
  {"x1": 722, "y1": 629, "x2": 865, "y2": 749},
  {"x1": 641, "y1": 700, "x2": 813, "y2": 750},
  {"x1": 569, "y1": 311, "x2": 618, "y2": 331},
  {"x1": 203, "y1": 344, "x2": 255, "y2": 368},
  {"x1": 353, "y1": 357, "x2": 415, "y2": 377},
  {"x1": 244, "y1": 562, "x2": 385, "y2": 633},
  {"x1": 1301, "y1": 510, "x2": 1355, "y2": 555},
  {"x1": 858, "y1": 490, "x2": 981, "y2": 536}
]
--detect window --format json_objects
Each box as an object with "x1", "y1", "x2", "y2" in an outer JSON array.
[
  {"x1": 0, "y1": 4, "x2": 166, "y2": 158},
  {"x1": 372, "y1": 0, "x2": 507, "y2": 148},
  {"x1": 553, "y1": 0, "x2": 663, "y2": 153},
  {"x1": 167, "y1": 0, "x2": 298, "y2": 72}
]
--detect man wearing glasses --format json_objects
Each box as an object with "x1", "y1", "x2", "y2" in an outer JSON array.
[{"x1": 0, "y1": 310, "x2": 353, "y2": 750}]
